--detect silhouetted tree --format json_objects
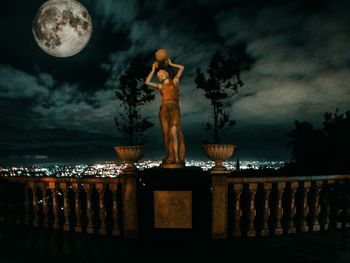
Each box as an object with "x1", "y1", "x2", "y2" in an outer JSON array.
[
  {"x1": 195, "y1": 45, "x2": 253, "y2": 143},
  {"x1": 323, "y1": 109, "x2": 350, "y2": 171},
  {"x1": 287, "y1": 121, "x2": 325, "y2": 173},
  {"x1": 287, "y1": 109, "x2": 350, "y2": 174},
  {"x1": 115, "y1": 55, "x2": 155, "y2": 145}
]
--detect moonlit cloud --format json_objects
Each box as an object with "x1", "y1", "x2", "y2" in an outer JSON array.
[
  {"x1": 90, "y1": 0, "x2": 138, "y2": 29},
  {"x1": 0, "y1": 65, "x2": 50, "y2": 98}
]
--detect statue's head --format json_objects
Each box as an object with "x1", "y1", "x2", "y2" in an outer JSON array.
[{"x1": 156, "y1": 69, "x2": 169, "y2": 82}]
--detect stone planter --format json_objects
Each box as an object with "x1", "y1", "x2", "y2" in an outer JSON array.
[
  {"x1": 114, "y1": 145, "x2": 144, "y2": 172},
  {"x1": 203, "y1": 144, "x2": 236, "y2": 172}
]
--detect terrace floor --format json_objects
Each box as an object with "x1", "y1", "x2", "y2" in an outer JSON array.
[{"x1": 0, "y1": 224, "x2": 349, "y2": 263}]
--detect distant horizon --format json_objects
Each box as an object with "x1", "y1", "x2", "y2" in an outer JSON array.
[
  {"x1": 0, "y1": 157, "x2": 288, "y2": 167},
  {"x1": 1, "y1": 141, "x2": 291, "y2": 166}
]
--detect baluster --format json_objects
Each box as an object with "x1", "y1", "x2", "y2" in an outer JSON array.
[
  {"x1": 62, "y1": 183, "x2": 71, "y2": 231},
  {"x1": 9, "y1": 184, "x2": 16, "y2": 223},
  {"x1": 0, "y1": 184, "x2": 4, "y2": 223},
  {"x1": 310, "y1": 181, "x2": 322, "y2": 231},
  {"x1": 288, "y1": 182, "x2": 298, "y2": 234},
  {"x1": 247, "y1": 183, "x2": 258, "y2": 237},
  {"x1": 261, "y1": 183, "x2": 272, "y2": 236},
  {"x1": 3, "y1": 184, "x2": 9, "y2": 223},
  {"x1": 18, "y1": 184, "x2": 26, "y2": 224},
  {"x1": 11, "y1": 184, "x2": 17, "y2": 223},
  {"x1": 4, "y1": 184, "x2": 9, "y2": 223},
  {"x1": 32, "y1": 184, "x2": 40, "y2": 227},
  {"x1": 334, "y1": 181, "x2": 343, "y2": 229},
  {"x1": 2, "y1": 184, "x2": 6, "y2": 222},
  {"x1": 233, "y1": 184, "x2": 243, "y2": 237},
  {"x1": 13, "y1": 184, "x2": 21, "y2": 224},
  {"x1": 42, "y1": 184, "x2": 49, "y2": 228},
  {"x1": 24, "y1": 184, "x2": 31, "y2": 225},
  {"x1": 84, "y1": 184, "x2": 94, "y2": 234},
  {"x1": 300, "y1": 181, "x2": 311, "y2": 232},
  {"x1": 49, "y1": 182, "x2": 59, "y2": 230},
  {"x1": 97, "y1": 183, "x2": 107, "y2": 235},
  {"x1": 275, "y1": 182, "x2": 286, "y2": 235},
  {"x1": 3, "y1": 183, "x2": 11, "y2": 223},
  {"x1": 323, "y1": 179, "x2": 334, "y2": 230},
  {"x1": 111, "y1": 184, "x2": 120, "y2": 236},
  {"x1": 72, "y1": 183, "x2": 82, "y2": 232},
  {"x1": 12, "y1": 184, "x2": 20, "y2": 224}
]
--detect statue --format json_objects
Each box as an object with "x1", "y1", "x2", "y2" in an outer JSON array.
[{"x1": 145, "y1": 49, "x2": 185, "y2": 168}]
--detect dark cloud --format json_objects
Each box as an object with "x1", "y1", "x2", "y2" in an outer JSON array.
[
  {"x1": 216, "y1": 0, "x2": 350, "y2": 127},
  {"x1": 0, "y1": 0, "x2": 349, "y2": 164}
]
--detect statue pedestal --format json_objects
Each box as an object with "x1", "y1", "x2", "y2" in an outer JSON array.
[{"x1": 137, "y1": 167, "x2": 211, "y2": 240}]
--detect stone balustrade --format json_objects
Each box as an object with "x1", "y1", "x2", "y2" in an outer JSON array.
[
  {"x1": 222, "y1": 175, "x2": 350, "y2": 238},
  {"x1": 0, "y1": 177, "x2": 122, "y2": 237},
  {"x1": 1, "y1": 173, "x2": 350, "y2": 239}
]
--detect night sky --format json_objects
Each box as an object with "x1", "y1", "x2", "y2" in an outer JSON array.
[{"x1": 1, "y1": 0, "x2": 349, "y2": 165}]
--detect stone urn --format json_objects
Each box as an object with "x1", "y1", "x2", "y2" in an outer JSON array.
[
  {"x1": 203, "y1": 144, "x2": 236, "y2": 172},
  {"x1": 114, "y1": 145, "x2": 144, "y2": 172}
]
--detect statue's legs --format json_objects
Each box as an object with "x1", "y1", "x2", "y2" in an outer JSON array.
[
  {"x1": 159, "y1": 105, "x2": 170, "y2": 162},
  {"x1": 170, "y1": 125, "x2": 180, "y2": 163},
  {"x1": 178, "y1": 127, "x2": 185, "y2": 163},
  {"x1": 160, "y1": 102, "x2": 185, "y2": 164}
]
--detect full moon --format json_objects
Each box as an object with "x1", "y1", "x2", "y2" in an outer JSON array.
[{"x1": 32, "y1": 0, "x2": 92, "y2": 58}]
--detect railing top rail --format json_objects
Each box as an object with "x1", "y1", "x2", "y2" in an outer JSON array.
[
  {"x1": 1, "y1": 176, "x2": 121, "y2": 184},
  {"x1": 227, "y1": 174, "x2": 350, "y2": 183},
  {"x1": 2, "y1": 174, "x2": 350, "y2": 185}
]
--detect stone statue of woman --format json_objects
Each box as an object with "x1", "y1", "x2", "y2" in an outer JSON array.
[{"x1": 145, "y1": 50, "x2": 185, "y2": 168}]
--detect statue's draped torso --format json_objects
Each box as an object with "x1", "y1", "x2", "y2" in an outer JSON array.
[{"x1": 160, "y1": 79, "x2": 179, "y2": 102}]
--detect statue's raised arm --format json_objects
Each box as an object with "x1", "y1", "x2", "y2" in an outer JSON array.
[
  {"x1": 145, "y1": 62, "x2": 161, "y2": 90},
  {"x1": 168, "y1": 58, "x2": 184, "y2": 86}
]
